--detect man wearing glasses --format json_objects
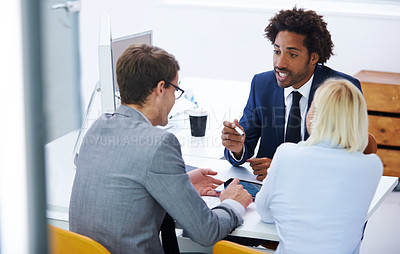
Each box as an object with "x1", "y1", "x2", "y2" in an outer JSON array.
[{"x1": 69, "y1": 43, "x2": 252, "y2": 254}]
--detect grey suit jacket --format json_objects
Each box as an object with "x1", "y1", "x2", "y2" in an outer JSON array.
[{"x1": 69, "y1": 105, "x2": 243, "y2": 254}]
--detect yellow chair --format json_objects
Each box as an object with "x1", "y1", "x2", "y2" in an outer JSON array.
[
  {"x1": 48, "y1": 224, "x2": 111, "y2": 254},
  {"x1": 213, "y1": 240, "x2": 269, "y2": 254}
]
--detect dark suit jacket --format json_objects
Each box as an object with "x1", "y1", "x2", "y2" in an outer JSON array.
[{"x1": 224, "y1": 64, "x2": 362, "y2": 166}]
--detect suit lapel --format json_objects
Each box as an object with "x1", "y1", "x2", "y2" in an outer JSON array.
[
  {"x1": 273, "y1": 86, "x2": 285, "y2": 145},
  {"x1": 308, "y1": 65, "x2": 324, "y2": 108},
  {"x1": 305, "y1": 65, "x2": 324, "y2": 140}
]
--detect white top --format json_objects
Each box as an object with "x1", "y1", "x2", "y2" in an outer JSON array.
[
  {"x1": 283, "y1": 75, "x2": 313, "y2": 141},
  {"x1": 255, "y1": 142, "x2": 383, "y2": 254}
]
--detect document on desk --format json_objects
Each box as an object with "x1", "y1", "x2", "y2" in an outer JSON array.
[{"x1": 203, "y1": 196, "x2": 222, "y2": 208}]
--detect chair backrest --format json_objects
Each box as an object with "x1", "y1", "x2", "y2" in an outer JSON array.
[
  {"x1": 364, "y1": 133, "x2": 378, "y2": 154},
  {"x1": 48, "y1": 224, "x2": 111, "y2": 254},
  {"x1": 213, "y1": 240, "x2": 268, "y2": 254}
]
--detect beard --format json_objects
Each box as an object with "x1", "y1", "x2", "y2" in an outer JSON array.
[{"x1": 274, "y1": 57, "x2": 313, "y2": 89}]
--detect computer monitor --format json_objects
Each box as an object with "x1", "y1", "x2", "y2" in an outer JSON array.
[
  {"x1": 98, "y1": 14, "x2": 152, "y2": 114},
  {"x1": 73, "y1": 15, "x2": 152, "y2": 168},
  {"x1": 98, "y1": 14, "x2": 114, "y2": 114},
  {"x1": 112, "y1": 31, "x2": 153, "y2": 95}
]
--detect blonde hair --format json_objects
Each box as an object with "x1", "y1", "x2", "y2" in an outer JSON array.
[{"x1": 305, "y1": 78, "x2": 368, "y2": 152}]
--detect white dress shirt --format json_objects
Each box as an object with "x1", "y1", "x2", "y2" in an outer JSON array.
[
  {"x1": 255, "y1": 142, "x2": 383, "y2": 254},
  {"x1": 283, "y1": 75, "x2": 313, "y2": 141},
  {"x1": 231, "y1": 76, "x2": 313, "y2": 161}
]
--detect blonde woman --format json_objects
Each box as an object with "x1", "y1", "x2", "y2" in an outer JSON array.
[{"x1": 255, "y1": 79, "x2": 383, "y2": 254}]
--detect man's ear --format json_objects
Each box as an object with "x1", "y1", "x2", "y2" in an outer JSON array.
[
  {"x1": 310, "y1": 52, "x2": 319, "y2": 64},
  {"x1": 154, "y1": 80, "x2": 166, "y2": 96}
]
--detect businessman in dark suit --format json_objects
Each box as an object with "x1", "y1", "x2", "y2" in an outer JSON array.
[{"x1": 222, "y1": 7, "x2": 361, "y2": 181}]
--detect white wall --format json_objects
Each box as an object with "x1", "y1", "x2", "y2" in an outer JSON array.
[{"x1": 79, "y1": 0, "x2": 400, "y2": 109}]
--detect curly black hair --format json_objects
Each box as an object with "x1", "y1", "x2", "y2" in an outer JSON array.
[{"x1": 265, "y1": 7, "x2": 334, "y2": 64}]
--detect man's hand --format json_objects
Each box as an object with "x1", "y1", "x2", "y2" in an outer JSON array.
[
  {"x1": 247, "y1": 157, "x2": 271, "y2": 181},
  {"x1": 220, "y1": 178, "x2": 252, "y2": 208},
  {"x1": 188, "y1": 168, "x2": 224, "y2": 196},
  {"x1": 221, "y1": 119, "x2": 245, "y2": 159}
]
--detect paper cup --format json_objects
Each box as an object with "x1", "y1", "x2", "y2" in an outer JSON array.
[{"x1": 188, "y1": 110, "x2": 208, "y2": 137}]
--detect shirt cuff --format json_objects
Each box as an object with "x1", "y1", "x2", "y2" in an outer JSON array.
[
  {"x1": 229, "y1": 146, "x2": 246, "y2": 162},
  {"x1": 221, "y1": 199, "x2": 246, "y2": 217}
]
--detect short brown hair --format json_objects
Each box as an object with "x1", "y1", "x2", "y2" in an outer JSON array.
[
  {"x1": 264, "y1": 7, "x2": 334, "y2": 64},
  {"x1": 116, "y1": 44, "x2": 180, "y2": 106}
]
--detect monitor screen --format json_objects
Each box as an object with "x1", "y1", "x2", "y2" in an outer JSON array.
[
  {"x1": 112, "y1": 31, "x2": 153, "y2": 95},
  {"x1": 74, "y1": 17, "x2": 153, "y2": 168},
  {"x1": 98, "y1": 14, "x2": 152, "y2": 113}
]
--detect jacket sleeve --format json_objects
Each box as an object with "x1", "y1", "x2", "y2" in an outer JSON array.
[
  {"x1": 146, "y1": 132, "x2": 243, "y2": 247},
  {"x1": 225, "y1": 75, "x2": 262, "y2": 166}
]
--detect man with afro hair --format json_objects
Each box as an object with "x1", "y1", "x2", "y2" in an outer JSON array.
[{"x1": 222, "y1": 7, "x2": 362, "y2": 181}]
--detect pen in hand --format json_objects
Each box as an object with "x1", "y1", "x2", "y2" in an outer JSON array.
[{"x1": 234, "y1": 125, "x2": 244, "y2": 136}]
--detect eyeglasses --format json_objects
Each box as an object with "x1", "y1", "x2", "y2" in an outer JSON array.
[{"x1": 166, "y1": 81, "x2": 185, "y2": 100}]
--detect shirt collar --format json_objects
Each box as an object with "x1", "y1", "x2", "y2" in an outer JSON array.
[
  {"x1": 284, "y1": 74, "x2": 314, "y2": 101},
  {"x1": 132, "y1": 108, "x2": 152, "y2": 125},
  {"x1": 115, "y1": 104, "x2": 152, "y2": 125}
]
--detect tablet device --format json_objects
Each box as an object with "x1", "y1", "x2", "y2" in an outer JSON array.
[{"x1": 223, "y1": 178, "x2": 262, "y2": 198}]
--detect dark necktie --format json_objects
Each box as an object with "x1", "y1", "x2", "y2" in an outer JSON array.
[{"x1": 285, "y1": 91, "x2": 302, "y2": 143}]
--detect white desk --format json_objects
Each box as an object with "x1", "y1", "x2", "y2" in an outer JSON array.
[
  {"x1": 182, "y1": 155, "x2": 398, "y2": 240},
  {"x1": 166, "y1": 77, "x2": 250, "y2": 159},
  {"x1": 45, "y1": 130, "x2": 399, "y2": 242},
  {"x1": 46, "y1": 77, "x2": 399, "y2": 242},
  {"x1": 46, "y1": 131, "x2": 77, "y2": 223}
]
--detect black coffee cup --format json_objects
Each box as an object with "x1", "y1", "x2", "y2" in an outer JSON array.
[{"x1": 189, "y1": 111, "x2": 208, "y2": 137}]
